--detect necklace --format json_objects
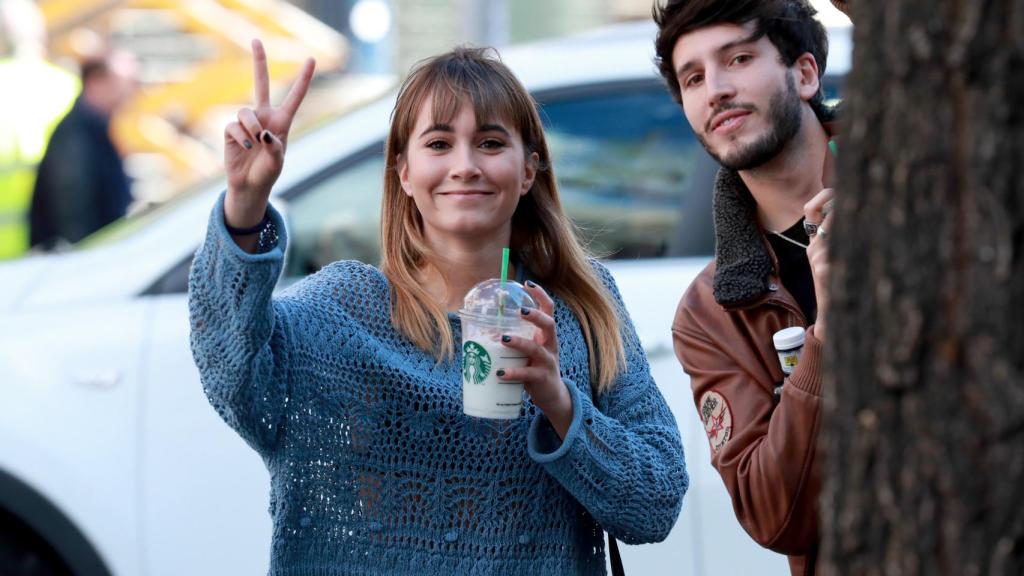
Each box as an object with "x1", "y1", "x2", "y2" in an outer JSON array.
[{"x1": 768, "y1": 229, "x2": 809, "y2": 249}]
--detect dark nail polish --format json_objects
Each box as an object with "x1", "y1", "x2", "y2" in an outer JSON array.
[
  {"x1": 261, "y1": 131, "x2": 272, "y2": 143},
  {"x1": 520, "y1": 307, "x2": 530, "y2": 316},
  {"x1": 525, "y1": 280, "x2": 536, "y2": 288},
  {"x1": 501, "y1": 335, "x2": 511, "y2": 343},
  {"x1": 496, "y1": 369, "x2": 506, "y2": 377},
  {"x1": 243, "y1": 139, "x2": 253, "y2": 150}
]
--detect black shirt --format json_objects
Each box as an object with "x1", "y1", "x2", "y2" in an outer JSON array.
[
  {"x1": 30, "y1": 97, "x2": 132, "y2": 248},
  {"x1": 766, "y1": 219, "x2": 817, "y2": 324}
]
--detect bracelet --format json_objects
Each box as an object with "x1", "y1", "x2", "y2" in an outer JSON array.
[{"x1": 225, "y1": 211, "x2": 270, "y2": 236}]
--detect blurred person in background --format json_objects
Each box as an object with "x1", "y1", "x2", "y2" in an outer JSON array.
[
  {"x1": 28, "y1": 47, "x2": 138, "y2": 250},
  {"x1": 0, "y1": 0, "x2": 79, "y2": 258}
]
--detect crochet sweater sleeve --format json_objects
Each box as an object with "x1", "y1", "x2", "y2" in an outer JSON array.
[
  {"x1": 526, "y1": 261, "x2": 689, "y2": 545},
  {"x1": 188, "y1": 193, "x2": 294, "y2": 455}
]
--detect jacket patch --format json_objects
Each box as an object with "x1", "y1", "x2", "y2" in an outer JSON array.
[{"x1": 699, "y1": 391, "x2": 733, "y2": 453}]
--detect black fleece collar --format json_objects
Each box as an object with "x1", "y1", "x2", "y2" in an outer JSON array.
[
  {"x1": 708, "y1": 110, "x2": 839, "y2": 307},
  {"x1": 711, "y1": 168, "x2": 775, "y2": 307}
]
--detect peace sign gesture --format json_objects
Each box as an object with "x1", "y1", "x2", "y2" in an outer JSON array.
[{"x1": 224, "y1": 39, "x2": 315, "y2": 232}]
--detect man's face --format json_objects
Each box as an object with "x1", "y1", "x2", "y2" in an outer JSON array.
[
  {"x1": 672, "y1": 22, "x2": 806, "y2": 170},
  {"x1": 88, "y1": 51, "x2": 140, "y2": 114},
  {"x1": 106, "y1": 52, "x2": 140, "y2": 111}
]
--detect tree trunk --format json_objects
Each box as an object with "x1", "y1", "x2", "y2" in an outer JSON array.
[{"x1": 822, "y1": 1, "x2": 1024, "y2": 575}]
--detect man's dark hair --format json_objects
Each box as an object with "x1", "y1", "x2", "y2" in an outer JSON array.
[
  {"x1": 653, "y1": 0, "x2": 832, "y2": 121},
  {"x1": 79, "y1": 55, "x2": 110, "y2": 85}
]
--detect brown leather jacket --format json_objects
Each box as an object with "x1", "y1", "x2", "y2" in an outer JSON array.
[{"x1": 672, "y1": 168, "x2": 823, "y2": 576}]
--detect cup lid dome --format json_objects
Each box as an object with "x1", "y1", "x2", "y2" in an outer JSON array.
[{"x1": 460, "y1": 279, "x2": 536, "y2": 319}]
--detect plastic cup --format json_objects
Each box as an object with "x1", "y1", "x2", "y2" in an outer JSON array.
[{"x1": 458, "y1": 279, "x2": 537, "y2": 419}]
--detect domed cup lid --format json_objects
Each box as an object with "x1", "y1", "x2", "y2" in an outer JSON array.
[{"x1": 459, "y1": 279, "x2": 536, "y2": 323}]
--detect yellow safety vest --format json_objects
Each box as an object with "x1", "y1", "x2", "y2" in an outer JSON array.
[{"x1": 0, "y1": 57, "x2": 79, "y2": 259}]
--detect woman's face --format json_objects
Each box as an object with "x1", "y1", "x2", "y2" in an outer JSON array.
[{"x1": 398, "y1": 95, "x2": 537, "y2": 247}]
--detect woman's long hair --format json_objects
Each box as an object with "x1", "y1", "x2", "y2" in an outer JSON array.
[{"x1": 379, "y1": 46, "x2": 625, "y2": 394}]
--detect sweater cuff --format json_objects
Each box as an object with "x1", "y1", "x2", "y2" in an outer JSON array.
[
  {"x1": 526, "y1": 379, "x2": 586, "y2": 463},
  {"x1": 787, "y1": 326, "x2": 823, "y2": 396},
  {"x1": 212, "y1": 191, "x2": 288, "y2": 261}
]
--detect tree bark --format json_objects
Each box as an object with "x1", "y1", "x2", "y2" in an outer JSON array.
[{"x1": 822, "y1": 1, "x2": 1024, "y2": 575}]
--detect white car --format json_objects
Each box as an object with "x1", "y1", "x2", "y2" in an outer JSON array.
[{"x1": 0, "y1": 21, "x2": 850, "y2": 576}]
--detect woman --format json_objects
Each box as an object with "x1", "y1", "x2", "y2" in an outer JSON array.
[{"x1": 189, "y1": 40, "x2": 687, "y2": 575}]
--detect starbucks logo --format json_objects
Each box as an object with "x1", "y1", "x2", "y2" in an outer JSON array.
[{"x1": 462, "y1": 341, "x2": 492, "y2": 385}]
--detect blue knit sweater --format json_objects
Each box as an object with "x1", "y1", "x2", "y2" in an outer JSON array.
[{"x1": 188, "y1": 195, "x2": 688, "y2": 576}]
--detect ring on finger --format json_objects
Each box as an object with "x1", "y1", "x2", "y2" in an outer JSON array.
[
  {"x1": 817, "y1": 224, "x2": 828, "y2": 238},
  {"x1": 804, "y1": 220, "x2": 820, "y2": 237}
]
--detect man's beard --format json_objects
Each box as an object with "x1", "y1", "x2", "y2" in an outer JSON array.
[{"x1": 699, "y1": 74, "x2": 803, "y2": 171}]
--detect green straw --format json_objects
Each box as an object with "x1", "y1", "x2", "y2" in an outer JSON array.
[
  {"x1": 500, "y1": 247, "x2": 510, "y2": 288},
  {"x1": 499, "y1": 247, "x2": 510, "y2": 320}
]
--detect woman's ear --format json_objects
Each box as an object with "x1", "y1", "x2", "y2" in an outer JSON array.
[
  {"x1": 521, "y1": 152, "x2": 539, "y2": 195},
  {"x1": 795, "y1": 52, "x2": 821, "y2": 102},
  {"x1": 397, "y1": 153, "x2": 412, "y2": 197}
]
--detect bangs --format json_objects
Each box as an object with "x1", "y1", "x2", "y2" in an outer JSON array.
[
  {"x1": 428, "y1": 63, "x2": 521, "y2": 128},
  {"x1": 395, "y1": 48, "x2": 537, "y2": 147}
]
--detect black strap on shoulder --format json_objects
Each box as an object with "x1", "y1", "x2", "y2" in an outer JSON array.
[
  {"x1": 609, "y1": 534, "x2": 625, "y2": 576},
  {"x1": 591, "y1": 343, "x2": 625, "y2": 576}
]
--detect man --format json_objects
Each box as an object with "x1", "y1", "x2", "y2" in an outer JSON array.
[
  {"x1": 655, "y1": 0, "x2": 847, "y2": 574},
  {"x1": 29, "y1": 48, "x2": 138, "y2": 249},
  {"x1": 0, "y1": 0, "x2": 79, "y2": 258}
]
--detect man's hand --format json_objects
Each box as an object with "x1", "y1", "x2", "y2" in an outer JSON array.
[{"x1": 804, "y1": 188, "x2": 835, "y2": 341}]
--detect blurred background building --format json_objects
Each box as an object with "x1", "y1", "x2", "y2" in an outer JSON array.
[{"x1": 293, "y1": 0, "x2": 654, "y2": 73}]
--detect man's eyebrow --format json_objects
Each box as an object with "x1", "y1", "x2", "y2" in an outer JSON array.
[
  {"x1": 717, "y1": 30, "x2": 763, "y2": 56},
  {"x1": 675, "y1": 30, "x2": 764, "y2": 78}
]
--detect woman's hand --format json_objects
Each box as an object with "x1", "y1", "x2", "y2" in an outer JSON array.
[
  {"x1": 804, "y1": 188, "x2": 835, "y2": 341},
  {"x1": 223, "y1": 39, "x2": 315, "y2": 233},
  {"x1": 497, "y1": 281, "x2": 574, "y2": 439}
]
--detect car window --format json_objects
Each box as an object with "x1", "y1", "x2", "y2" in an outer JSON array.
[
  {"x1": 538, "y1": 82, "x2": 706, "y2": 259},
  {"x1": 283, "y1": 148, "x2": 386, "y2": 279},
  {"x1": 282, "y1": 81, "x2": 707, "y2": 282}
]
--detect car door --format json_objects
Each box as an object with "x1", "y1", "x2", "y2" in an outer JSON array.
[
  {"x1": 0, "y1": 295, "x2": 148, "y2": 576},
  {"x1": 139, "y1": 290, "x2": 274, "y2": 576}
]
